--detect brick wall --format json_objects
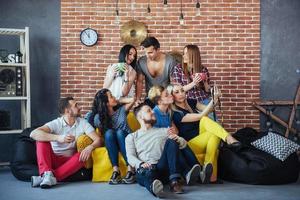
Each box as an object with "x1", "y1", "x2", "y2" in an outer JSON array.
[{"x1": 61, "y1": 0, "x2": 260, "y2": 133}]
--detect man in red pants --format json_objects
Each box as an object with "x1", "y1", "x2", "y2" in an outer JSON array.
[{"x1": 30, "y1": 97, "x2": 101, "y2": 188}]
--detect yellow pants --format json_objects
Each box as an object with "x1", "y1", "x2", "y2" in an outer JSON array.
[{"x1": 187, "y1": 116, "x2": 229, "y2": 181}]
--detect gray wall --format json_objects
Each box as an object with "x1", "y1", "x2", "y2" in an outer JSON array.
[
  {"x1": 0, "y1": 0, "x2": 60, "y2": 161},
  {"x1": 261, "y1": 0, "x2": 300, "y2": 138},
  {"x1": 0, "y1": 0, "x2": 300, "y2": 162}
]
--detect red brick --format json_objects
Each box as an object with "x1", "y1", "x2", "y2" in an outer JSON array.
[{"x1": 60, "y1": 0, "x2": 261, "y2": 133}]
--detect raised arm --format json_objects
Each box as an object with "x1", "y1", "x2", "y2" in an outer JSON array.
[
  {"x1": 135, "y1": 72, "x2": 144, "y2": 101},
  {"x1": 121, "y1": 65, "x2": 136, "y2": 97},
  {"x1": 124, "y1": 97, "x2": 136, "y2": 111},
  {"x1": 180, "y1": 101, "x2": 214, "y2": 123},
  {"x1": 170, "y1": 64, "x2": 201, "y2": 92},
  {"x1": 183, "y1": 75, "x2": 201, "y2": 92},
  {"x1": 181, "y1": 86, "x2": 220, "y2": 123}
]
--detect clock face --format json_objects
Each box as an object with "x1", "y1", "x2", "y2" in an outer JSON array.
[{"x1": 80, "y1": 28, "x2": 98, "y2": 46}]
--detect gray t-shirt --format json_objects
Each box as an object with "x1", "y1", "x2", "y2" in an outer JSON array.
[
  {"x1": 136, "y1": 54, "x2": 177, "y2": 92},
  {"x1": 125, "y1": 127, "x2": 187, "y2": 169}
]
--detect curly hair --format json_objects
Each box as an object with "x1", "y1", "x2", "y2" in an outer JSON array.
[{"x1": 89, "y1": 88, "x2": 112, "y2": 130}]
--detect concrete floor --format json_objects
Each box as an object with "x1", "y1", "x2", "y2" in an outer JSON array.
[{"x1": 0, "y1": 166, "x2": 299, "y2": 200}]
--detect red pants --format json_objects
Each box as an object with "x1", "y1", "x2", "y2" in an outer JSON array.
[{"x1": 36, "y1": 142, "x2": 84, "y2": 181}]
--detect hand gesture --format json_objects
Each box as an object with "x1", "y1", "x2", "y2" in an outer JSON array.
[
  {"x1": 79, "y1": 145, "x2": 93, "y2": 162},
  {"x1": 168, "y1": 133, "x2": 179, "y2": 142},
  {"x1": 212, "y1": 85, "x2": 221, "y2": 104},
  {"x1": 192, "y1": 73, "x2": 202, "y2": 85},
  {"x1": 111, "y1": 64, "x2": 119, "y2": 78},
  {"x1": 133, "y1": 98, "x2": 143, "y2": 108},
  {"x1": 167, "y1": 126, "x2": 178, "y2": 135},
  {"x1": 57, "y1": 134, "x2": 75, "y2": 143},
  {"x1": 141, "y1": 162, "x2": 152, "y2": 169},
  {"x1": 124, "y1": 63, "x2": 130, "y2": 80}
]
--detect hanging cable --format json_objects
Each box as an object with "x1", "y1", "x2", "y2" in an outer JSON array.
[{"x1": 179, "y1": 0, "x2": 184, "y2": 25}]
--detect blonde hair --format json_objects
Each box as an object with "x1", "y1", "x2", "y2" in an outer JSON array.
[
  {"x1": 148, "y1": 85, "x2": 174, "y2": 118},
  {"x1": 148, "y1": 85, "x2": 164, "y2": 105},
  {"x1": 169, "y1": 83, "x2": 193, "y2": 114}
]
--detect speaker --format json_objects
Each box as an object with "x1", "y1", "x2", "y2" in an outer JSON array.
[
  {"x1": 0, "y1": 67, "x2": 23, "y2": 96},
  {"x1": 0, "y1": 110, "x2": 10, "y2": 130}
]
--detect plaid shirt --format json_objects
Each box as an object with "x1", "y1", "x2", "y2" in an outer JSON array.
[{"x1": 171, "y1": 64, "x2": 210, "y2": 102}]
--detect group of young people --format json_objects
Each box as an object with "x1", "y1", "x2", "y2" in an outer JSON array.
[{"x1": 30, "y1": 37, "x2": 241, "y2": 197}]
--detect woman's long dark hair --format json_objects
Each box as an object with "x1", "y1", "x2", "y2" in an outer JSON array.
[
  {"x1": 89, "y1": 88, "x2": 112, "y2": 130},
  {"x1": 118, "y1": 44, "x2": 137, "y2": 69}
]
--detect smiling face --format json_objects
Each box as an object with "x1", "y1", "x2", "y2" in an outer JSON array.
[
  {"x1": 106, "y1": 91, "x2": 118, "y2": 107},
  {"x1": 125, "y1": 48, "x2": 137, "y2": 65},
  {"x1": 144, "y1": 46, "x2": 159, "y2": 61},
  {"x1": 171, "y1": 84, "x2": 186, "y2": 104}
]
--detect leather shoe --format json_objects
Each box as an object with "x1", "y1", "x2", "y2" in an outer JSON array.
[{"x1": 169, "y1": 180, "x2": 184, "y2": 194}]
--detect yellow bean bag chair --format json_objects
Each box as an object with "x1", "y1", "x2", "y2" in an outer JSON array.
[
  {"x1": 92, "y1": 111, "x2": 140, "y2": 182},
  {"x1": 91, "y1": 111, "x2": 217, "y2": 182}
]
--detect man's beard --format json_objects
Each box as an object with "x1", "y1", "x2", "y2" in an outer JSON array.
[
  {"x1": 144, "y1": 118, "x2": 157, "y2": 126},
  {"x1": 70, "y1": 110, "x2": 81, "y2": 118}
]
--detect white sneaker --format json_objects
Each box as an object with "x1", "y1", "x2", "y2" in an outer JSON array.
[
  {"x1": 186, "y1": 164, "x2": 201, "y2": 185},
  {"x1": 31, "y1": 176, "x2": 43, "y2": 187},
  {"x1": 151, "y1": 179, "x2": 164, "y2": 198},
  {"x1": 40, "y1": 171, "x2": 57, "y2": 189}
]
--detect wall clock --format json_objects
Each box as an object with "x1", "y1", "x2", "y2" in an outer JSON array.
[{"x1": 80, "y1": 28, "x2": 98, "y2": 46}]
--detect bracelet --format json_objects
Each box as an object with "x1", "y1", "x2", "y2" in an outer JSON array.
[{"x1": 124, "y1": 79, "x2": 129, "y2": 83}]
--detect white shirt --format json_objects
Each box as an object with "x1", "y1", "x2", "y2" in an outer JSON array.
[
  {"x1": 45, "y1": 117, "x2": 95, "y2": 157},
  {"x1": 105, "y1": 63, "x2": 135, "y2": 99}
]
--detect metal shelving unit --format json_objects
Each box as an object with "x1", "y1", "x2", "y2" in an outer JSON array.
[{"x1": 0, "y1": 27, "x2": 31, "y2": 134}]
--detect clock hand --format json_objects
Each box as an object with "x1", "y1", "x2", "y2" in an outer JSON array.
[{"x1": 85, "y1": 31, "x2": 90, "y2": 38}]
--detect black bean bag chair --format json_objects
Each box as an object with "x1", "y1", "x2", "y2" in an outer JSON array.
[
  {"x1": 218, "y1": 127, "x2": 300, "y2": 185},
  {"x1": 10, "y1": 127, "x2": 92, "y2": 182},
  {"x1": 10, "y1": 127, "x2": 39, "y2": 181}
]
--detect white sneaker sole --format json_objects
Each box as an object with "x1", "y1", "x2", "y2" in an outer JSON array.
[
  {"x1": 152, "y1": 179, "x2": 164, "y2": 198},
  {"x1": 31, "y1": 176, "x2": 42, "y2": 188},
  {"x1": 186, "y1": 164, "x2": 201, "y2": 185},
  {"x1": 201, "y1": 163, "x2": 213, "y2": 184}
]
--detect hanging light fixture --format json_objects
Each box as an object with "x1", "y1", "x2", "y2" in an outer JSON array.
[
  {"x1": 146, "y1": 1, "x2": 152, "y2": 19},
  {"x1": 196, "y1": 0, "x2": 201, "y2": 16},
  {"x1": 115, "y1": 0, "x2": 120, "y2": 25},
  {"x1": 163, "y1": 0, "x2": 168, "y2": 11},
  {"x1": 179, "y1": 0, "x2": 184, "y2": 25}
]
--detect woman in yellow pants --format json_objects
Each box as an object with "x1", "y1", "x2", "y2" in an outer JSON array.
[{"x1": 170, "y1": 84, "x2": 240, "y2": 183}]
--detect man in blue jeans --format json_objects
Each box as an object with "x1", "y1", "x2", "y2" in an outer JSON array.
[{"x1": 125, "y1": 103, "x2": 200, "y2": 197}]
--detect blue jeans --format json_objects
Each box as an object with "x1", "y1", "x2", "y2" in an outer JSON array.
[
  {"x1": 104, "y1": 129, "x2": 129, "y2": 167},
  {"x1": 136, "y1": 139, "x2": 184, "y2": 195},
  {"x1": 180, "y1": 145, "x2": 199, "y2": 173}
]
